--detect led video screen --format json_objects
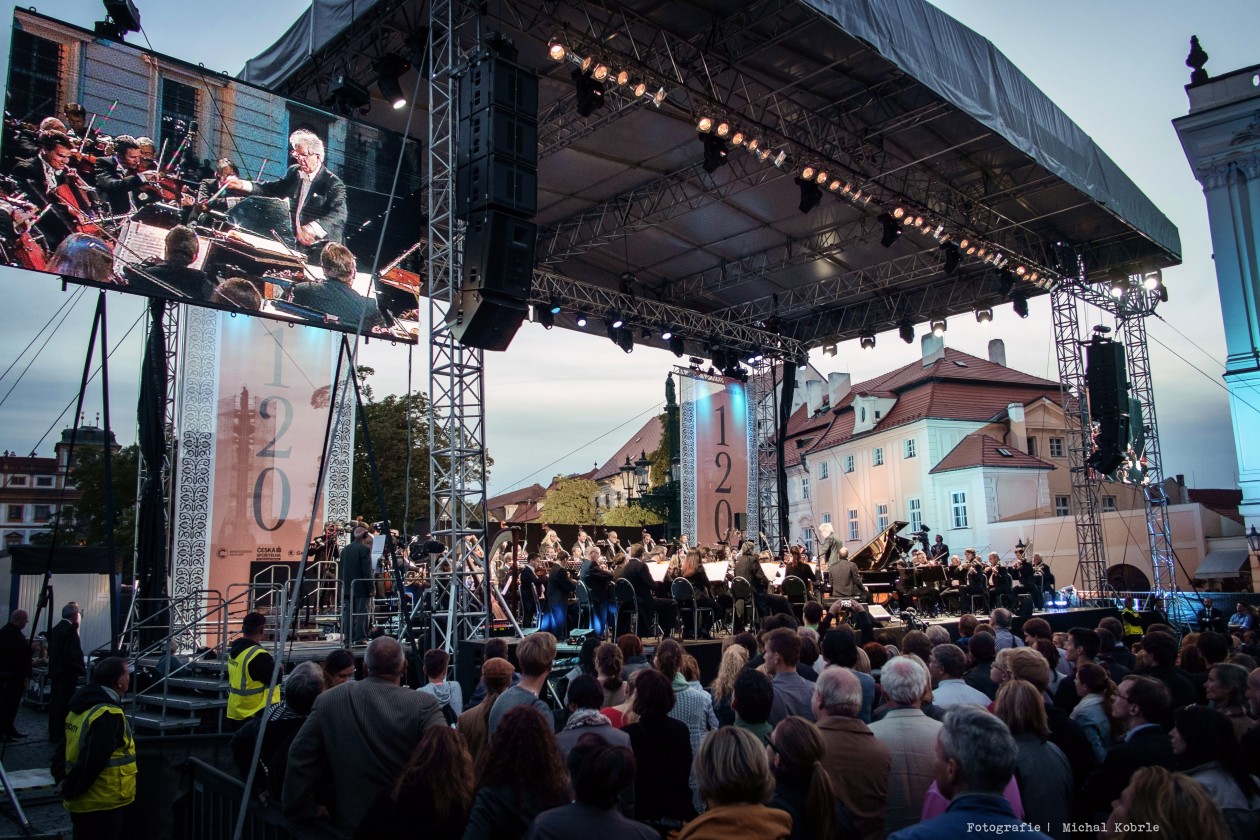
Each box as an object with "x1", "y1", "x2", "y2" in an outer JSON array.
[{"x1": 0, "y1": 10, "x2": 425, "y2": 342}]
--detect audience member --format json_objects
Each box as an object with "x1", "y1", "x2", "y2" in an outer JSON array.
[
  {"x1": 869, "y1": 656, "x2": 941, "y2": 834},
  {"x1": 708, "y1": 643, "x2": 747, "y2": 727},
  {"x1": 1135, "y1": 631, "x2": 1197, "y2": 710},
  {"x1": 418, "y1": 648, "x2": 463, "y2": 719},
  {"x1": 320, "y1": 648, "x2": 356, "y2": 689},
  {"x1": 654, "y1": 639, "x2": 714, "y2": 760},
  {"x1": 623, "y1": 669, "x2": 696, "y2": 829},
  {"x1": 1206, "y1": 662, "x2": 1252, "y2": 740},
  {"x1": 465, "y1": 637, "x2": 520, "y2": 709},
  {"x1": 354, "y1": 725, "x2": 472, "y2": 838},
  {"x1": 731, "y1": 667, "x2": 775, "y2": 744},
  {"x1": 963, "y1": 632, "x2": 999, "y2": 699},
  {"x1": 596, "y1": 642, "x2": 627, "y2": 708},
  {"x1": 990, "y1": 608, "x2": 1022, "y2": 652},
  {"x1": 1071, "y1": 662, "x2": 1116, "y2": 763},
  {"x1": 525, "y1": 736, "x2": 656, "y2": 840},
  {"x1": 488, "y1": 632, "x2": 555, "y2": 739},
  {"x1": 813, "y1": 666, "x2": 889, "y2": 840},
  {"x1": 459, "y1": 657, "x2": 514, "y2": 765},
  {"x1": 1242, "y1": 666, "x2": 1260, "y2": 777},
  {"x1": 231, "y1": 661, "x2": 324, "y2": 802},
  {"x1": 618, "y1": 634, "x2": 651, "y2": 680},
  {"x1": 928, "y1": 644, "x2": 989, "y2": 707},
  {"x1": 768, "y1": 716, "x2": 858, "y2": 840},
  {"x1": 764, "y1": 628, "x2": 816, "y2": 724},
  {"x1": 820, "y1": 629, "x2": 876, "y2": 723},
  {"x1": 677, "y1": 726, "x2": 792, "y2": 840},
  {"x1": 465, "y1": 705, "x2": 570, "y2": 840},
  {"x1": 1105, "y1": 766, "x2": 1229, "y2": 840},
  {"x1": 1170, "y1": 704, "x2": 1260, "y2": 840},
  {"x1": 1097, "y1": 618, "x2": 1136, "y2": 669},
  {"x1": 993, "y1": 680, "x2": 1071, "y2": 840},
  {"x1": 1081, "y1": 674, "x2": 1174, "y2": 818},
  {"x1": 556, "y1": 674, "x2": 629, "y2": 757}
]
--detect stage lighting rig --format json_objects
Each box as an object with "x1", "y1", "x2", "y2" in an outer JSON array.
[
  {"x1": 1012, "y1": 294, "x2": 1029, "y2": 319},
  {"x1": 878, "y1": 213, "x2": 901, "y2": 248},
  {"x1": 795, "y1": 176, "x2": 822, "y2": 214},
  {"x1": 374, "y1": 55, "x2": 411, "y2": 110},
  {"x1": 930, "y1": 318, "x2": 947, "y2": 338},
  {"x1": 822, "y1": 343, "x2": 838, "y2": 357},
  {"x1": 898, "y1": 320, "x2": 914, "y2": 344},
  {"x1": 859, "y1": 332, "x2": 876, "y2": 351},
  {"x1": 575, "y1": 312, "x2": 588, "y2": 328},
  {"x1": 975, "y1": 308, "x2": 993, "y2": 326},
  {"x1": 330, "y1": 74, "x2": 371, "y2": 114},
  {"x1": 95, "y1": 0, "x2": 140, "y2": 41},
  {"x1": 536, "y1": 305, "x2": 555, "y2": 330},
  {"x1": 572, "y1": 68, "x2": 605, "y2": 116},
  {"x1": 617, "y1": 329, "x2": 634, "y2": 353},
  {"x1": 669, "y1": 334, "x2": 686, "y2": 357},
  {"x1": 940, "y1": 241, "x2": 961, "y2": 275},
  {"x1": 661, "y1": 324, "x2": 675, "y2": 341}
]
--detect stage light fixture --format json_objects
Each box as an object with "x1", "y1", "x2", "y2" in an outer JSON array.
[
  {"x1": 1143, "y1": 271, "x2": 1162, "y2": 290},
  {"x1": 592, "y1": 63, "x2": 610, "y2": 82},
  {"x1": 609, "y1": 311, "x2": 624, "y2": 330},
  {"x1": 965, "y1": 243, "x2": 977, "y2": 256},
  {"x1": 878, "y1": 213, "x2": 901, "y2": 248},
  {"x1": 893, "y1": 207, "x2": 906, "y2": 219},
  {"x1": 374, "y1": 55, "x2": 411, "y2": 110},
  {"x1": 669, "y1": 334, "x2": 686, "y2": 357},
  {"x1": 940, "y1": 241, "x2": 961, "y2": 275},
  {"x1": 640, "y1": 327, "x2": 651, "y2": 341},
  {"x1": 1109, "y1": 280, "x2": 1125, "y2": 298},
  {"x1": 537, "y1": 306, "x2": 554, "y2": 329},
  {"x1": 859, "y1": 332, "x2": 876, "y2": 351},
  {"x1": 822, "y1": 343, "x2": 838, "y2": 357},
  {"x1": 548, "y1": 39, "x2": 567, "y2": 61},
  {"x1": 700, "y1": 134, "x2": 729, "y2": 173},
  {"x1": 1012, "y1": 294, "x2": 1029, "y2": 318},
  {"x1": 1015, "y1": 265, "x2": 1027, "y2": 277},
  {"x1": 975, "y1": 307, "x2": 993, "y2": 325},
  {"x1": 572, "y1": 68, "x2": 605, "y2": 116},
  {"x1": 958, "y1": 238, "x2": 969, "y2": 250},
  {"x1": 899, "y1": 320, "x2": 915, "y2": 344},
  {"x1": 773, "y1": 150, "x2": 787, "y2": 167},
  {"x1": 828, "y1": 180, "x2": 841, "y2": 192},
  {"x1": 796, "y1": 177, "x2": 823, "y2": 214},
  {"x1": 651, "y1": 87, "x2": 666, "y2": 107},
  {"x1": 998, "y1": 269, "x2": 1016, "y2": 297},
  {"x1": 617, "y1": 329, "x2": 635, "y2": 353},
  {"x1": 731, "y1": 132, "x2": 745, "y2": 146},
  {"x1": 930, "y1": 318, "x2": 947, "y2": 337},
  {"x1": 902, "y1": 214, "x2": 914, "y2": 226},
  {"x1": 95, "y1": 0, "x2": 140, "y2": 40},
  {"x1": 796, "y1": 353, "x2": 809, "y2": 370},
  {"x1": 746, "y1": 137, "x2": 760, "y2": 152},
  {"x1": 576, "y1": 312, "x2": 588, "y2": 328},
  {"x1": 548, "y1": 299, "x2": 562, "y2": 315},
  {"x1": 330, "y1": 74, "x2": 371, "y2": 112},
  {"x1": 815, "y1": 171, "x2": 828, "y2": 185},
  {"x1": 615, "y1": 69, "x2": 630, "y2": 86},
  {"x1": 715, "y1": 121, "x2": 731, "y2": 138},
  {"x1": 756, "y1": 148, "x2": 771, "y2": 163},
  {"x1": 697, "y1": 116, "x2": 713, "y2": 132},
  {"x1": 631, "y1": 79, "x2": 647, "y2": 97},
  {"x1": 801, "y1": 165, "x2": 816, "y2": 180}
]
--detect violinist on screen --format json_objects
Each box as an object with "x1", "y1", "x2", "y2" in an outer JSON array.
[
  {"x1": 222, "y1": 129, "x2": 347, "y2": 257},
  {"x1": 94, "y1": 134, "x2": 160, "y2": 215}
]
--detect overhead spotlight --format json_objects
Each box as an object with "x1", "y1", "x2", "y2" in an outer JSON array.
[
  {"x1": 795, "y1": 176, "x2": 823, "y2": 214},
  {"x1": 756, "y1": 148, "x2": 771, "y2": 162},
  {"x1": 374, "y1": 55, "x2": 411, "y2": 110},
  {"x1": 536, "y1": 305, "x2": 554, "y2": 329},
  {"x1": 1143, "y1": 271, "x2": 1162, "y2": 291},
  {"x1": 615, "y1": 69, "x2": 630, "y2": 86},
  {"x1": 815, "y1": 171, "x2": 828, "y2": 185},
  {"x1": 661, "y1": 325, "x2": 674, "y2": 340},
  {"x1": 828, "y1": 180, "x2": 842, "y2": 192},
  {"x1": 571, "y1": 68, "x2": 605, "y2": 116},
  {"x1": 697, "y1": 116, "x2": 713, "y2": 132},
  {"x1": 547, "y1": 39, "x2": 567, "y2": 61},
  {"x1": 576, "y1": 312, "x2": 588, "y2": 328},
  {"x1": 669, "y1": 334, "x2": 686, "y2": 357},
  {"x1": 746, "y1": 137, "x2": 760, "y2": 152},
  {"x1": 878, "y1": 213, "x2": 901, "y2": 248},
  {"x1": 731, "y1": 132, "x2": 745, "y2": 146},
  {"x1": 796, "y1": 353, "x2": 809, "y2": 370},
  {"x1": 965, "y1": 243, "x2": 977, "y2": 256},
  {"x1": 772, "y1": 150, "x2": 787, "y2": 167},
  {"x1": 801, "y1": 165, "x2": 816, "y2": 180},
  {"x1": 975, "y1": 307, "x2": 993, "y2": 325},
  {"x1": 1109, "y1": 279, "x2": 1125, "y2": 298},
  {"x1": 592, "y1": 63, "x2": 610, "y2": 82},
  {"x1": 1159, "y1": 284, "x2": 1169, "y2": 303},
  {"x1": 95, "y1": 0, "x2": 141, "y2": 40},
  {"x1": 548, "y1": 298, "x2": 562, "y2": 315},
  {"x1": 859, "y1": 332, "x2": 876, "y2": 351},
  {"x1": 893, "y1": 207, "x2": 906, "y2": 219},
  {"x1": 958, "y1": 238, "x2": 970, "y2": 250},
  {"x1": 940, "y1": 241, "x2": 961, "y2": 275},
  {"x1": 609, "y1": 311, "x2": 624, "y2": 330},
  {"x1": 617, "y1": 329, "x2": 635, "y2": 353},
  {"x1": 631, "y1": 79, "x2": 647, "y2": 97},
  {"x1": 651, "y1": 87, "x2": 666, "y2": 107},
  {"x1": 1012, "y1": 293, "x2": 1030, "y2": 319},
  {"x1": 822, "y1": 343, "x2": 838, "y2": 357},
  {"x1": 899, "y1": 320, "x2": 915, "y2": 344},
  {"x1": 329, "y1": 73, "x2": 371, "y2": 113},
  {"x1": 715, "y1": 121, "x2": 731, "y2": 138},
  {"x1": 930, "y1": 318, "x2": 947, "y2": 337},
  {"x1": 700, "y1": 134, "x2": 729, "y2": 173},
  {"x1": 998, "y1": 268, "x2": 1016, "y2": 297},
  {"x1": 1015, "y1": 265, "x2": 1028, "y2": 277}
]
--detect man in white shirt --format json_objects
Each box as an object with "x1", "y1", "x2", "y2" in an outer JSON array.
[{"x1": 927, "y1": 644, "x2": 990, "y2": 707}]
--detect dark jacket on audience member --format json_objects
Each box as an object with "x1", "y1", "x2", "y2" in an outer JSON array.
[
  {"x1": 355, "y1": 785, "x2": 468, "y2": 839},
  {"x1": 770, "y1": 768, "x2": 860, "y2": 840},
  {"x1": 1080, "y1": 725, "x2": 1175, "y2": 818},
  {"x1": 963, "y1": 661, "x2": 999, "y2": 700},
  {"x1": 624, "y1": 715, "x2": 696, "y2": 824},
  {"x1": 525, "y1": 802, "x2": 659, "y2": 840}
]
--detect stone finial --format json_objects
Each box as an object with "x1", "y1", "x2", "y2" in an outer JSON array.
[{"x1": 1186, "y1": 35, "x2": 1209, "y2": 86}]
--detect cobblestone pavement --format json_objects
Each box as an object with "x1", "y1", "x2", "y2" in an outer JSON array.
[{"x1": 0, "y1": 700, "x2": 73, "y2": 837}]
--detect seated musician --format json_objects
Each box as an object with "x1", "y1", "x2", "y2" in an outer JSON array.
[
  {"x1": 94, "y1": 134, "x2": 160, "y2": 215},
  {"x1": 783, "y1": 544, "x2": 817, "y2": 596},
  {"x1": 542, "y1": 556, "x2": 575, "y2": 637},
  {"x1": 579, "y1": 546, "x2": 616, "y2": 637},
  {"x1": 123, "y1": 224, "x2": 213, "y2": 299},
  {"x1": 1012, "y1": 546, "x2": 1041, "y2": 610},
  {"x1": 9, "y1": 129, "x2": 80, "y2": 249},
  {"x1": 731, "y1": 544, "x2": 791, "y2": 621},
  {"x1": 641, "y1": 529, "x2": 656, "y2": 554},
  {"x1": 571, "y1": 528, "x2": 594, "y2": 558},
  {"x1": 211, "y1": 276, "x2": 263, "y2": 310},
  {"x1": 222, "y1": 129, "x2": 347, "y2": 257},
  {"x1": 620, "y1": 544, "x2": 677, "y2": 637},
  {"x1": 940, "y1": 554, "x2": 966, "y2": 614},
  {"x1": 985, "y1": 552, "x2": 1014, "y2": 608},
  {"x1": 517, "y1": 552, "x2": 545, "y2": 627},
  {"x1": 291, "y1": 243, "x2": 383, "y2": 328},
  {"x1": 194, "y1": 158, "x2": 245, "y2": 226},
  {"x1": 47, "y1": 233, "x2": 114, "y2": 283},
  {"x1": 1031, "y1": 553, "x2": 1055, "y2": 602},
  {"x1": 963, "y1": 549, "x2": 990, "y2": 612},
  {"x1": 678, "y1": 550, "x2": 720, "y2": 638}
]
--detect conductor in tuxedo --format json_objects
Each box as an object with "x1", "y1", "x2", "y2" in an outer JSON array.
[{"x1": 223, "y1": 129, "x2": 347, "y2": 257}]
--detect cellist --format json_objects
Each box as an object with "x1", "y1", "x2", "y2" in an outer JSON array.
[{"x1": 8, "y1": 130, "x2": 79, "y2": 250}]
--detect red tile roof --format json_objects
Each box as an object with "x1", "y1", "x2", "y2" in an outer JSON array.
[
  {"x1": 930, "y1": 433, "x2": 1058, "y2": 474},
  {"x1": 1187, "y1": 488, "x2": 1244, "y2": 525},
  {"x1": 486, "y1": 483, "x2": 546, "y2": 511},
  {"x1": 505, "y1": 501, "x2": 542, "y2": 523},
  {"x1": 593, "y1": 415, "x2": 665, "y2": 481}
]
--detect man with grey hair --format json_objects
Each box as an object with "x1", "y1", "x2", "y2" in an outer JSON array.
[
  {"x1": 869, "y1": 656, "x2": 942, "y2": 834},
  {"x1": 223, "y1": 128, "x2": 347, "y2": 254},
  {"x1": 47, "y1": 601, "x2": 85, "y2": 741},
  {"x1": 231, "y1": 661, "x2": 326, "y2": 801},
  {"x1": 990, "y1": 607, "x2": 1022, "y2": 651},
  {"x1": 889, "y1": 706, "x2": 1052, "y2": 840},
  {"x1": 284, "y1": 637, "x2": 444, "y2": 833},
  {"x1": 928, "y1": 644, "x2": 990, "y2": 707},
  {"x1": 813, "y1": 667, "x2": 889, "y2": 840}
]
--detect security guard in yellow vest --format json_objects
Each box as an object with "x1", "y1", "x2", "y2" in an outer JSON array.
[
  {"x1": 52, "y1": 656, "x2": 135, "y2": 839},
  {"x1": 1121, "y1": 599, "x2": 1145, "y2": 643},
  {"x1": 226, "y1": 612, "x2": 280, "y2": 726}
]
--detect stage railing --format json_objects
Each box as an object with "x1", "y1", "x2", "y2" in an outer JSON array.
[{"x1": 178, "y1": 757, "x2": 347, "y2": 840}]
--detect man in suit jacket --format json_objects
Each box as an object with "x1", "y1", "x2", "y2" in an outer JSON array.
[
  {"x1": 1198, "y1": 597, "x2": 1227, "y2": 633},
  {"x1": 123, "y1": 224, "x2": 213, "y2": 300},
  {"x1": 732, "y1": 546, "x2": 790, "y2": 618},
  {"x1": 339, "y1": 527, "x2": 374, "y2": 643},
  {"x1": 283, "y1": 637, "x2": 445, "y2": 834},
  {"x1": 813, "y1": 667, "x2": 889, "y2": 840},
  {"x1": 290, "y1": 242, "x2": 380, "y2": 329},
  {"x1": 579, "y1": 546, "x2": 616, "y2": 637},
  {"x1": 9, "y1": 130, "x2": 83, "y2": 249},
  {"x1": 545, "y1": 558, "x2": 576, "y2": 638},
  {"x1": 869, "y1": 656, "x2": 942, "y2": 835},
  {"x1": 621, "y1": 552, "x2": 676, "y2": 637},
  {"x1": 46, "y1": 601, "x2": 86, "y2": 742},
  {"x1": 94, "y1": 134, "x2": 160, "y2": 216},
  {"x1": 1080, "y1": 674, "x2": 1174, "y2": 818},
  {"x1": 224, "y1": 129, "x2": 347, "y2": 257},
  {"x1": 0, "y1": 610, "x2": 30, "y2": 740}
]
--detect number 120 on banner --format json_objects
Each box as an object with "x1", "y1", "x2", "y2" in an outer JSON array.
[{"x1": 693, "y1": 382, "x2": 749, "y2": 545}]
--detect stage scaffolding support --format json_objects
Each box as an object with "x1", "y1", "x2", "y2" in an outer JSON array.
[
  {"x1": 751, "y1": 363, "x2": 781, "y2": 553},
  {"x1": 1117, "y1": 310, "x2": 1178, "y2": 603},
  {"x1": 1050, "y1": 280, "x2": 1111, "y2": 605},
  {"x1": 426, "y1": 0, "x2": 490, "y2": 658}
]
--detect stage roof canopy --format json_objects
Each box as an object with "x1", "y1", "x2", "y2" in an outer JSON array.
[{"x1": 243, "y1": 0, "x2": 1180, "y2": 355}]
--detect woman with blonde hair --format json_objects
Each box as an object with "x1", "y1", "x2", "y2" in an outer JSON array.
[
  {"x1": 709, "y1": 644, "x2": 749, "y2": 727},
  {"x1": 1105, "y1": 766, "x2": 1229, "y2": 840},
  {"x1": 678, "y1": 726, "x2": 791, "y2": 840},
  {"x1": 993, "y1": 680, "x2": 1071, "y2": 836},
  {"x1": 767, "y1": 716, "x2": 856, "y2": 840}
]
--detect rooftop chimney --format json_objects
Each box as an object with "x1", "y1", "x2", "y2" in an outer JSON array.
[
  {"x1": 921, "y1": 333, "x2": 945, "y2": 365},
  {"x1": 806, "y1": 379, "x2": 824, "y2": 416},
  {"x1": 1007, "y1": 402, "x2": 1027, "y2": 453},
  {"x1": 988, "y1": 339, "x2": 1007, "y2": 367},
  {"x1": 828, "y1": 372, "x2": 852, "y2": 408}
]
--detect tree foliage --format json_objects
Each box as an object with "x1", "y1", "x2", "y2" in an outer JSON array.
[
  {"x1": 541, "y1": 477, "x2": 598, "y2": 525},
  {"x1": 34, "y1": 444, "x2": 140, "y2": 575},
  {"x1": 600, "y1": 504, "x2": 664, "y2": 527}
]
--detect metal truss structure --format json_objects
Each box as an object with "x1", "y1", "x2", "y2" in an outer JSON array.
[
  {"x1": 426, "y1": 0, "x2": 491, "y2": 658},
  {"x1": 749, "y1": 362, "x2": 781, "y2": 552}
]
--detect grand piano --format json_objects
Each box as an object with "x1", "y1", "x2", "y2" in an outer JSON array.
[{"x1": 850, "y1": 520, "x2": 915, "y2": 604}]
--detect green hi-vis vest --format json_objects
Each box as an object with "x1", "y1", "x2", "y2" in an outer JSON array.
[
  {"x1": 64, "y1": 703, "x2": 136, "y2": 813},
  {"x1": 226, "y1": 643, "x2": 280, "y2": 721}
]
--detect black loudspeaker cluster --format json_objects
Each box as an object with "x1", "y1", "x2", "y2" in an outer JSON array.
[
  {"x1": 448, "y1": 54, "x2": 540, "y2": 352},
  {"x1": 1084, "y1": 335, "x2": 1129, "y2": 474}
]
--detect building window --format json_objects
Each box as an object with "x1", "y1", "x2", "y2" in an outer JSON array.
[
  {"x1": 7, "y1": 30, "x2": 61, "y2": 133},
  {"x1": 803, "y1": 527, "x2": 816, "y2": 555},
  {"x1": 8, "y1": 476, "x2": 27, "y2": 486},
  {"x1": 801, "y1": 477, "x2": 810, "y2": 500},
  {"x1": 843, "y1": 455, "x2": 855, "y2": 473},
  {"x1": 1049, "y1": 437, "x2": 1066, "y2": 458},
  {"x1": 872, "y1": 447, "x2": 884, "y2": 467},
  {"x1": 32, "y1": 505, "x2": 51, "y2": 523},
  {"x1": 904, "y1": 439, "x2": 916, "y2": 458},
  {"x1": 847, "y1": 509, "x2": 859, "y2": 541},
  {"x1": 1102, "y1": 496, "x2": 1117, "y2": 512},
  {"x1": 35, "y1": 476, "x2": 54, "y2": 487},
  {"x1": 908, "y1": 498, "x2": 922, "y2": 534},
  {"x1": 159, "y1": 78, "x2": 199, "y2": 156},
  {"x1": 876, "y1": 503, "x2": 890, "y2": 530},
  {"x1": 821, "y1": 513, "x2": 831, "y2": 524},
  {"x1": 6, "y1": 505, "x2": 21, "y2": 522},
  {"x1": 950, "y1": 491, "x2": 969, "y2": 529},
  {"x1": 1054, "y1": 495, "x2": 1071, "y2": 517},
  {"x1": 819, "y1": 461, "x2": 829, "y2": 480},
  {"x1": 1027, "y1": 437, "x2": 1038, "y2": 457}
]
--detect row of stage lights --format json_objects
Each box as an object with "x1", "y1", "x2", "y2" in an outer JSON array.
[
  {"x1": 820, "y1": 300, "x2": 1030, "y2": 357},
  {"x1": 547, "y1": 38, "x2": 668, "y2": 115}
]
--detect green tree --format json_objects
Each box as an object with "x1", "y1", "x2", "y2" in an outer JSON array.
[
  {"x1": 68, "y1": 443, "x2": 139, "y2": 552},
  {"x1": 600, "y1": 504, "x2": 664, "y2": 528},
  {"x1": 541, "y1": 477, "x2": 598, "y2": 525}
]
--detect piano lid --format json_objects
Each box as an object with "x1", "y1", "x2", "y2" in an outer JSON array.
[{"x1": 850, "y1": 520, "x2": 914, "y2": 571}]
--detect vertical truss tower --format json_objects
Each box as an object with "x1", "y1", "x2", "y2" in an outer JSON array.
[{"x1": 752, "y1": 363, "x2": 781, "y2": 551}]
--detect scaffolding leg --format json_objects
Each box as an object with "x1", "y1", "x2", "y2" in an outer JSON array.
[{"x1": 0, "y1": 759, "x2": 33, "y2": 834}]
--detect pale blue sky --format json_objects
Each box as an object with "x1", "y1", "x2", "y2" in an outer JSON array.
[{"x1": 0, "y1": 0, "x2": 1255, "y2": 497}]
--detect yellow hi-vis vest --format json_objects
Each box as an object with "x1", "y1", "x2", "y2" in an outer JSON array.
[
  {"x1": 1121, "y1": 608, "x2": 1144, "y2": 639},
  {"x1": 226, "y1": 643, "x2": 280, "y2": 721},
  {"x1": 63, "y1": 703, "x2": 136, "y2": 813}
]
